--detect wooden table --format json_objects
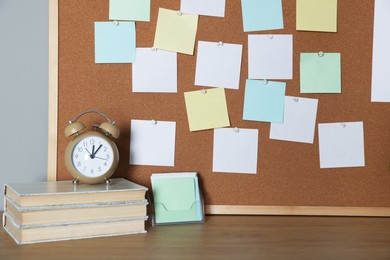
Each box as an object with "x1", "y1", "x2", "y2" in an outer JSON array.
[{"x1": 1, "y1": 215, "x2": 390, "y2": 259}]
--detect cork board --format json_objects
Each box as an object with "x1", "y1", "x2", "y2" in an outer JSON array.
[{"x1": 50, "y1": 0, "x2": 390, "y2": 216}]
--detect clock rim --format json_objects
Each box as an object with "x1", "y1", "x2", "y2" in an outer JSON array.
[{"x1": 65, "y1": 131, "x2": 119, "y2": 184}]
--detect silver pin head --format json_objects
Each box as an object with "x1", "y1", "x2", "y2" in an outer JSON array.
[
  {"x1": 293, "y1": 97, "x2": 299, "y2": 102},
  {"x1": 152, "y1": 48, "x2": 158, "y2": 52},
  {"x1": 341, "y1": 123, "x2": 347, "y2": 128},
  {"x1": 152, "y1": 120, "x2": 157, "y2": 125},
  {"x1": 268, "y1": 34, "x2": 273, "y2": 39},
  {"x1": 318, "y1": 51, "x2": 324, "y2": 57},
  {"x1": 201, "y1": 89, "x2": 207, "y2": 95},
  {"x1": 177, "y1": 10, "x2": 182, "y2": 16},
  {"x1": 262, "y1": 79, "x2": 268, "y2": 85},
  {"x1": 113, "y1": 20, "x2": 119, "y2": 26},
  {"x1": 217, "y1": 41, "x2": 224, "y2": 48},
  {"x1": 233, "y1": 127, "x2": 239, "y2": 133}
]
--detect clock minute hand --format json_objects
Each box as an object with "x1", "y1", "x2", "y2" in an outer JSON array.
[{"x1": 92, "y1": 144, "x2": 103, "y2": 157}]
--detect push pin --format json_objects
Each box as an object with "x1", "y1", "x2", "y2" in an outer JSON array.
[
  {"x1": 268, "y1": 34, "x2": 273, "y2": 39},
  {"x1": 152, "y1": 48, "x2": 158, "y2": 52},
  {"x1": 152, "y1": 120, "x2": 157, "y2": 125},
  {"x1": 177, "y1": 10, "x2": 182, "y2": 16},
  {"x1": 262, "y1": 79, "x2": 268, "y2": 85},
  {"x1": 233, "y1": 127, "x2": 239, "y2": 133},
  {"x1": 341, "y1": 123, "x2": 347, "y2": 128},
  {"x1": 318, "y1": 51, "x2": 324, "y2": 57},
  {"x1": 113, "y1": 20, "x2": 119, "y2": 26},
  {"x1": 202, "y1": 89, "x2": 207, "y2": 95},
  {"x1": 293, "y1": 97, "x2": 299, "y2": 102},
  {"x1": 217, "y1": 41, "x2": 224, "y2": 48}
]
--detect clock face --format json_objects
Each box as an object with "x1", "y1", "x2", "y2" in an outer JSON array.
[{"x1": 71, "y1": 135, "x2": 114, "y2": 178}]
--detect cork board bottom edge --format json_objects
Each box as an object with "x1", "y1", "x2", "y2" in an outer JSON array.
[{"x1": 205, "y1": 205, "x2": 390, "y2": 217}]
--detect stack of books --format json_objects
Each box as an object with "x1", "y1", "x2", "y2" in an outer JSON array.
[{"x1": 3, "y1": 178, "x2": 148, "y2": 244}]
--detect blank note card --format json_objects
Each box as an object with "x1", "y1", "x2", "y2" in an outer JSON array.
[
  {"x1": 94, "y1": 22, "x2": 136, "y2": 63},
  {"x1": 241, "y1": 0, "x2": 284, "y2": 32},
  {"x1": 248, "y1": 34, "x2": 293, "y2": 80},
  {"x1": 109, "y1": 0, "x2": 151, "y2": 21},
  {"x1": 195, "y1": 41, "x2": 243, "y2": 90},
  {"x1": 181, "y1": 0, "x2": 225, "y2": 17},
  {"x1": 213, "y1": 128, "x2": 259, "y2": 174},
  {"x1": 300, "y1": 53, "x2": 341, "y2": 94},
  {"x1": 296, "y1": 0, "x2": 338, "y2": 32},
  {"x1": 318, "y1": 122, "x2": 365, "y2": 169},
  {"x1": 132, "y1": 48, "x2": 177, "y2": 93},
  {"x1": 243, "y1": 80, "x2": 286, "y2": 123},
  {"x1": 184, "y1": 88, "x2": 230, "y2": 131},
  {"x1": 154, "y1": 8, "x2": 198, "y2": 55},
  {"x1": 130, "y1": 120, "x2": 176, "y2": 166},
  {"x1": 371, "y1": 0, "x2": 390, "y2": 102},
  {"x1": 270, "y1": 96, "x2": 318, "y2": 144}
]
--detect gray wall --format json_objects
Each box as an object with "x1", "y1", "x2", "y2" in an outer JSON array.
[{"x1": 0, "y1": 0, "x2": 49, "y2": 209}]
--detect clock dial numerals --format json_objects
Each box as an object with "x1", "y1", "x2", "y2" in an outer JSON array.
[{"x1": 71, "y1": 136, "x2": 114, "y2": 177}]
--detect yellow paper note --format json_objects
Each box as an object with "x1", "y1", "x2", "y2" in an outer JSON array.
[
  {"x1": 296, "y1": 0, "x2": 338, "y2": 32},
  {"x1": 154, "y1": 8, "x2": 199, "y2": 55},
  {"x1": 184, "y1": 88, "x2": 230, "y2": 131}
]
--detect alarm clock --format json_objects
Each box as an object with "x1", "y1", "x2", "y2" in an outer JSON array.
[{"x1": 64, "y1": 110, "x2": 120, "y2": 184}]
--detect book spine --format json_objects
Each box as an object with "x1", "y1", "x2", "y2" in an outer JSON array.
[
  {"x1": 5, "y1": 212, "x2": 148, "y2": 229},
  {"x1": 3, "y1": 185, "x2": 6, "y2": 212}
]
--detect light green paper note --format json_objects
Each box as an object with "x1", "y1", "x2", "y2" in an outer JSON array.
[
  {"x1": 154, "y1": 8, "x2": 199, "y2": 55},
  {"x1": 296, "y1": 0, "x2": 338, "y2": 32},
  {"x1": 153, "y1": 178, "x2": 198, "y2": 223},
  {"x1": 300, "y1": 53, "x2": 341, "y2": 94},
  {"x1": 109, "y1": 0, "x2": 150, "y2": 22},
  {"x1": 184, "y1": 88, "x2": 230, "y2": 131}
]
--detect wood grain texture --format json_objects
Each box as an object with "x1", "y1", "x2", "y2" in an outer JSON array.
[
  {"x1": 50, "y1": 0, "x2": 390, "y2": 214},
  {"x1": 206, "y1": 205, "x2": 390, "y2": 217},
  {"x1": 2, "y1": 215, "x2": 390, "y2": 259}
]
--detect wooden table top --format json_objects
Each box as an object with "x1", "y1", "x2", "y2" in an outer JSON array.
[{"x1": 1, "y1": 215, "x2": 390, "y2": 259}]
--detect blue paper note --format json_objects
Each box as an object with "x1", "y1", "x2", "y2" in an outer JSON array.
[
  {"x1": 94, "y1": 21, "x2": 136, "y2": 63},
  {"x1": 243, "y1": 79, "x2": 286, "y2": 123},
  {"x1": 241, "y1": 0, "x2": 284, "y2": 32}
]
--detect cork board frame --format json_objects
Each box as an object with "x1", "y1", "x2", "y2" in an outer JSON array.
[{"x1": 48, "y1": 0, "x2": 390, "y2": 216}]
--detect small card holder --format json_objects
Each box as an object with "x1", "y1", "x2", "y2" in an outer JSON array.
[{"x1": 150, "y1": 186, "x2": 205, "y2": 226}]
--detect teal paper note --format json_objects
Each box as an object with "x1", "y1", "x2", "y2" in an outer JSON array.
[
  {"x1": 300, "y1": 53, "x2": 341, "y2": 93},
  {"x1": 109, "y1": 0, "x2": 150, "y2": 22},
  {"x1": 153, "y1": 178, "x2": 199, "y2": 223},
  {"x1": 241, "y1": 0, "x2": 284, "y2": 32},
  {"x1": 243, "y1": 79, "x2": 286, "y2": 123},
  {"x1": 94, "y1": 22, "x2": 136, "y2": 63}
]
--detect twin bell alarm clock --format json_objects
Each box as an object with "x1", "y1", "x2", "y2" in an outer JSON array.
[{"x1": 64, "y1": 110, "x2": 120, "y2": 184}]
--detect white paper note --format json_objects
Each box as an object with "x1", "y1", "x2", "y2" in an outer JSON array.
[
  {"x1": 132, "y1": 48, "x2": 177, "y2": 93},
  {"x1": 318, "y1": 122, "x2": 365, "y2": 169},
  {"x1": 181, "y1": 0, "x2": 225, "y2": 17},
  {"x1": 248, "y1": 34, "x2": 293, "y2": 80},
  {"x1": 195, "y1": 41, "x2": 243, "y2": 90},
  {"x1": 130, "y1": 120, "x2": 176, "y2": 166},
  {"x1": 270, "y1": 96, "x2": 318, "y2": 144},
  {"x1": 213, "y1": 128, "x2": 259, "y2": 174},
  {"x1": 371, "y1": 0, "x2": 390, "y2": 102}
]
